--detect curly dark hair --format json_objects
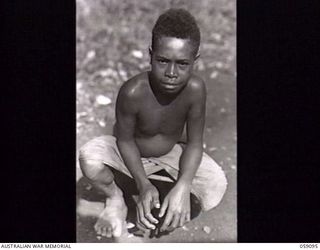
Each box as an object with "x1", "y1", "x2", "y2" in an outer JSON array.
[{"x1": 152, "y1": 8, "x2": 201, "y2": 54}]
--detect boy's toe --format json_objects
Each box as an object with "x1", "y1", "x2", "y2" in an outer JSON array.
[
  {"x1": 100, "y1": 227, "x2": 107, "y2": 237},
  {"x1": 94, "y1": 224, "x2": 101, "y2": 235},
  {"x1": 106, "y1": 227, "x2": 112, "y2": 238},
  {"x1": 112, "y1": 222, "x2": 122, "y2": 237}
]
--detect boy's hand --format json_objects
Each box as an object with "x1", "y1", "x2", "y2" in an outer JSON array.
[
  {"x1": 159, "y1": 182, "x2": 191, "y2": 232},
  {"x1": 136, "y1": 183, "x2": 160, "y2": 230}
]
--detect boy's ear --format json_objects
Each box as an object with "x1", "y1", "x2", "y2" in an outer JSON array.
[
  {"x1": 149, "y1": 47, "x2": 153, "y2": 64},
  {"x1": 195, "y1": 52, "x2": 200, "y2": 61}
]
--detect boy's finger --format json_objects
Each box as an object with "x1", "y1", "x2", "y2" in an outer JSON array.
[
  {"x1": 136, "y1": 209, "x2": 145, "y2": 231},
  {"x1": 142, "y1": 199, "x2": 151, "y2": 216},
  {"x1": 159, "y1": 198, "x2": 168, "y2": 218},
  {"x1": 179, "y1": 213, "x2": 186, "y2": 227},
  {"x1": 136, "y1": 220, "x2": 147, "y2": 231},
  {"x1": 135, "y1": 223, "x2": 151, "y2": 238},
  {"x1": 137, "y1": 203, "x2": 144, "y2": 221},
  {"x1": 141, "y1": 217, "x2": 155, "y2": 230},
  {"x1": 170, "y1": 214, "x2": 180, "y2": 230},
  {"x1": 186, "y1": 211, "x2": 191, "y2": 222},
  {"x1": 142, "y1": 200, "x2": 157, "y2": 224},
  {"x1": 145, "y1": 201, "x2": 159, "y2": 224},
  {"x1": 136, "y1": 222, "x2": 148, "y2": 234},
  {"x1": 160, "y1": 210, "x2": 173, "y2": 232},
  {"x1": 152, "y1": 193, "x2": 160, "y2": 208},
  {"x1": 145, "y1": 212, "x2": 159, "y2": 224},
  {"x1": 138, "y1": 203, "x2": 155, "y2": 229},
  {"x1": 140, "y1": 203, "x2": 156, "y2": 229}
]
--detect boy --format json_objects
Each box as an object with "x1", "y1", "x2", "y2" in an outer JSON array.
[{"x1": 78, "y1": 8, "x2": 227, "y2": 239}]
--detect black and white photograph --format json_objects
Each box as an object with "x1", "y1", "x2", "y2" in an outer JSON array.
[
  {"x1": 76, "y1": 0, "x2": 236, "y2": 243},
  {"x1": 3, "y1": 0, "x2": 320, "y2": 245}
]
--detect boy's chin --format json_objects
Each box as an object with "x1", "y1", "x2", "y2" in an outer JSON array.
[{"x1": 160, "y1": 87, "x2": 182, "y2": 95}]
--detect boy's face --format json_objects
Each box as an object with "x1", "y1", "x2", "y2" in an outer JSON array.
[{"x1": 150, "y1": 36, "x2": 199, "y2": 94}]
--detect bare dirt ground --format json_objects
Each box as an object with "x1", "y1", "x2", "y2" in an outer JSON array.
[{"x1": 76, "y1": 0, "x2": 236, "y2": 243}]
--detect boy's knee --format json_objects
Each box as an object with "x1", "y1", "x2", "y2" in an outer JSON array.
[
  {"x1": 202, "y1": 171, "x2": 228, "y2": 211},
  {"x1": 79, "y1": 159, "x2": 113, "y2": 184},
  {"x1": 79, "y1": 159, "x2": 101, "y2": 180}
]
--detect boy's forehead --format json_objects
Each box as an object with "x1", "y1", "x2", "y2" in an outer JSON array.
[
  {"x1": 165, "y1": 37, "x2": 185, "y2": 50},
  {"x1": 154, "y1": 36, "x2": 194, "y2": 54}
]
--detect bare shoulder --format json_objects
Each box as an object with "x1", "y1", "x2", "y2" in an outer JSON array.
[
  {"x1": 118, "y1": 72, "x2": 148, "y2": 100},
  {"x1": 116, "y1": 72, "x2": 149, "y2": 110},
  {"x1": 186, "y1": 74, "x2": 207, "y2": 101}
]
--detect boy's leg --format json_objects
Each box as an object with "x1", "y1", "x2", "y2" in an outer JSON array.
[{"x1": 78, "y1": 136, "x2": 128, "y2": 238}]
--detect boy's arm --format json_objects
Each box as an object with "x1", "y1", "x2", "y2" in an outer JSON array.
[
  {"x1": 177, "y1": 81, "x2": 206, "y2": 185},
  {"x1": 115, "y1": 85, "x2": 160, "y2": 229},
  {"x1": 159, "y1": 79, "x2": 206, "y2": 231},
  {"x1": 115, "y1": 87, "x2": 149, "y2": 190}
]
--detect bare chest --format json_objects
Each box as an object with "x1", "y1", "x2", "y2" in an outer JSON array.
[{"x1": 136, "y1": 100, "x2": 189, "y2": 135}]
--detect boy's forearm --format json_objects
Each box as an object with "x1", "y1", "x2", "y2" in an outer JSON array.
[
  {"x1": 177, "y1": 143, "x2": 203, "y2": 186},
  {"x1": 116, "y1": 140, "x2": 151, "y2": 191}
]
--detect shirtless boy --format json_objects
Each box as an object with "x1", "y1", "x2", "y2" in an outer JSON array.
[{"x1": 78, "y1": 8, "x2": 227, "y2": 239}]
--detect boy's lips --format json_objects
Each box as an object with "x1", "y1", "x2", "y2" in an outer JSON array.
[
  {"x1": 161, "y1": 83, "x2": 179, "y2": 90},
  {"x1": 162, "y1": 81, "x2": 178, "y2": 86}
]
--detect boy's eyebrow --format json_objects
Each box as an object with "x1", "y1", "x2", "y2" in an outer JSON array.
[
  {"x1": 156, "y1": 55, "x2": 169, "y2": 60},
  {"x1": 176, "y1": 59, "x2": 190, "y2": 63},
  {"x1": 156, "y1": 55, "x2": 190, "y2": 62}
]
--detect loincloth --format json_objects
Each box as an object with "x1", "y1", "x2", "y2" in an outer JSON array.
[{"x1": 79, "y1": 135, "x2": 227, "y2": 210}]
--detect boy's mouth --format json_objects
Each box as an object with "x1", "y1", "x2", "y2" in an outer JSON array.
[
  {"x1": 161, "y1": 80, "x2": 179, "y2": 86},
  {"x1": 161, "y1": 82, "x2": 179, "y2": 90}
]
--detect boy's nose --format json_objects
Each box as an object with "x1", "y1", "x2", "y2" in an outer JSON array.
[{"x1": 165, "y1": 63, "x2": 178, "y2": 78}]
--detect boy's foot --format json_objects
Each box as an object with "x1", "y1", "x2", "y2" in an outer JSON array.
[
  {"x1": 77, "y1": 199, "x2": 104, "y2": 218},
  {"x1": 94, "y1": 195, "x2": 128, "y2": 238}
]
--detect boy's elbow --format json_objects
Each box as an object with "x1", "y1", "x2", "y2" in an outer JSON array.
[
  {"x1": 186, "y1": 141, "x2": 203, "y2": 151},
  {"x1": 116, "y1": 136, "x2": 135, "y2": 147}
]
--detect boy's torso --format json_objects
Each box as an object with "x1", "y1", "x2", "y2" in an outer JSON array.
[{"x1": 115, "y1": 72, "x2": 201, "y2": 157}]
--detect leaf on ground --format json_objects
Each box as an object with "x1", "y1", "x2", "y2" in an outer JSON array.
[
  {"x1": 86, "y1": 50, "x2": 96, "y2": 60},
  {"x1": 131, "y1": 50, "x2": 143, "y2": 59},
  {"x1": 210, "y1": 71, "x2": 218, "y2": 79},
  {"x1": 211, "y1": 33, "x2": 222, "y2": 42},
  {"x1": 216, "y1": 62, "x2": 224, "y2": 69},
  {"x1": 98, "y1": 119, "x2": 106, "y2": 127},
  {"x1": 203, "y1": 226, "x2": 211, "y2": 234},
  {"x1": 182, "y1": 225, "x2": 189, "y2": 231},
  {"x1": 96, "y1": 95, "x2": 112, "y2": 106}
]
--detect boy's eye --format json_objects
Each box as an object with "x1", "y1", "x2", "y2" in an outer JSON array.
[
  {"x1": 178, "y1": 62, "x2": 189, "y2": 68},
  {"x1": 179, "y1": 62, "x2": 189, "y2": 66},
  {"x1": 158, "y1": 59, "x2": 167, "y2": 64}
]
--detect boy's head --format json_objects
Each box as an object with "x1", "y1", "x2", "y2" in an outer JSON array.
[
  {"x1": 149, "y1": 9, "x2": 201, "y2": 95},
  {"x1": 151, "y1": 8, "x2": 201, "y2": 56}
]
